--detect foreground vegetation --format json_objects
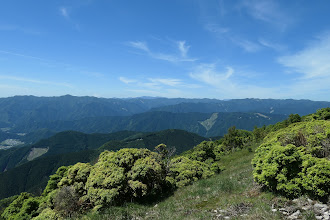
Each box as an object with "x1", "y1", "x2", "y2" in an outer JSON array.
[{"x1": 1, "y1": 108, "x2": 329, "y2": 219}]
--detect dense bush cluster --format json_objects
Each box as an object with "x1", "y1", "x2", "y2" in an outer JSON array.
[
  {"x1": 304, "y1": 107, "x2": 330, "y2": 121},
  {"x1": 0, "y1": 126, "x2": 260, "y2": 219},
  {"x1": 252, "y1": 120, "x2": 330, "y2": 200},
  {"x1": 2, "y1": 145, "x2": 222, "y2": 219}
]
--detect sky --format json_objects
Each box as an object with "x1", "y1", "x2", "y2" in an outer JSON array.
[{"x1": 1, "y1": 0, "x2": 330, "y2": 101}]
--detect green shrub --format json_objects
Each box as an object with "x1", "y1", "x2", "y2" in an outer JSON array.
[
  {"x1": 33, "y1": 208, "x2": 61, "y2": 220},
  {"x1": 1, "y1": 193, "x2": 40, "y2": 220},
  {"x1": 252, "y1": 121, "x2": 330, "y2": 200},
  {"x1": 166, "y1": 156, "x2": 214, "y2": 188},
  {"x1": 85, "y1": 148, "x2": 167, "y2": 208},
  {"x1": 53, "y1": 186, "x2": 80, "y2": 218},
  {"x1": 300, "y1": 156, "x2": 330, "y2": 198},
  {"x1": 58, "y1": 163, "x2": 92, "y2": 196},
  {"x1": 304, "y1": 108, "x2": 330, "y2": 121},
  {"x1": 43, "y1": 166, "x2": 70, "y2": 196}
]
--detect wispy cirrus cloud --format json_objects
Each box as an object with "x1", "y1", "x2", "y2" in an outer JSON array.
[
  {"x1": 148, "y1": 78, "x2": 182, "y2": 87},
  {"x1": 0, "y1": 24, "x2": 41, "y2": 35},
  {"x1": 0, "y1": 49, "x2": 104, "y2": 80},
  {"x1": 230, "y1": 38, "x2": 261, "y2": 52},
  {"x1": 119, "y1": 76, "x2": 183, "y2": 88},
  {"x1": 177, "y1": 41, "x2": 190, "y2": 58},
  {"x1": 204, "y1": 23, "x2": 229, "y2": 34},
  {"x1": 189, "y1": 64, "x2": 234, "y2": 87},
  {"x1": 258, "y1": 38, "x2": 286, "y2": 51},
  {"x1": 240, "y1": 0, "x2": 294, "y2": 31},
  {"x1": 0, "y1": 50, "x2": 52, "y2": 62},
  {"x1": 127, "y1": 40, "x2": 197, "y2": 63},
  {"x1": 188, "y1": 63, "x2": 284, "y2": 99},
  {"x1": 59, "y1": 6, "x2": 80, "y2": 30},
  {"x1": 119, "y1": 76, "x2": 200, "y2": 90},
  {"x1": 59, "y1": 7, "x2": 70, "y2": 19},
  {"x1": 128, "y1": 41, "x2": 150, "y2": 52},
  {"x1": 278, "y1": 32, "x2": 330, "y2": 79},
  {"x1": 119, "y1": 77, "x2": 137, "y2": 84},
  {"x1": 0, "y1": 75, "x2": 73, "y2": 88}
]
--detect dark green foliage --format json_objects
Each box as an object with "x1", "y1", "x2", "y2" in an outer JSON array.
[
  {"x1": 0, "y1": 130, "x2": 138, "y2": 174},
  {"x1": 0, "y1": 149, "x2": 97, "y2": 200},
  {"x1": 252, "y1": 121, "x2": 330, "y2": 200},
  {"x1": 304, "y1": 107, "x2": 330, "y2": 121},
  {"x1": 288, "y1": 114, "x2": 302, "y2": 123},
  {"x1": 43, "y1": 166, "x2": 69, "y2": 196},
  {"x1": 100, "y1": 129, "x2": 207, "y2": 155},
  {"x1": 0, "y1": 196, "x2": 18, "y2": 217},
  {"x1": 221, "y1": 126, "x2": 253, "y2": 151},
  {"x1": 252, "y1": 125, "x2": 267, "y2": 142},
  {"x1": 187, "y1": 141, "x2": 218, "y2": 162},
  {"x1": 53, "y1": 186, "x2": 80, "y2": 218},
  {"x1": 1, "y1": 192, "x2": 39, "y2": 220},
  {"x1": 0, "y1": 130, "x2": 206, "y2": 200},
  {"x1": 3, "y1": 144, "x2": 224, "y2": 218}
]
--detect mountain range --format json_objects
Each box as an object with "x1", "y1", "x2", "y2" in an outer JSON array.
[{"x1": 1, "y1": 95, "x2": 329, "y2": 144}]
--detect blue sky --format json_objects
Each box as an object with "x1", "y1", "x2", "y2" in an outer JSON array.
[{"x1": 1, "y1": 0, "x2": 330, "y2": 100}]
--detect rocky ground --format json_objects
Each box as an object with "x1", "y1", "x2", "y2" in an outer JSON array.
[{"x1": 211, "y1": 197, "x2": 329, "y2": 219}]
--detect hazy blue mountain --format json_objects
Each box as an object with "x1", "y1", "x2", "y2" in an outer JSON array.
[
  {"x1": 1, "y1": 96, "x2": 329, "y2": 134},
  {"x1": 150, "y1": 99, "x2": 330, "y2": 116},
  {"x1": 11, "y1": 111, "x2": 287, "y2": 137}
]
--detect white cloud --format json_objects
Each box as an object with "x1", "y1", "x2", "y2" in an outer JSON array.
[
  {"x1": 119, "y1": 76, "x2": 201, "y2": 93},
  {"x1": 127, "y1": 39, "x2": 197, "y2": 62},
  {"x1": 148, "y1": 78, "x2": 182, "y2": 87},
  {"x1": 127, "y1": 41, "x2": 150, "y2": 52},
  {"x1": 189, "y1": 64, "x2": 234, "y2": 87},
  {"x1": 60, "y1": 7, "x2": 69, "y2": 18},
  {"x1": 177, "y1": 41, "x2": 190, "y2": 58},
  {"x1": 119, "y1": 77, "x2": 137, "y2": 84},
  {"x1": 188, "y1": 63, "x2": 285, "y2": 99},
  {"x1": 241, "y1": 0, "x2": 293, "y2": 31},
  {"x1": 258, "y1": 38, "x2": 286, "y2": 51},
  {"x1": 204, "y1": 23, "x2": 229, "y2": 34},
  {"x1": 231, "y1": 38, "x2": 261, "y2": 52},
  {"x1": 0, "y1": 50, "x2": 50, "y2": 62},
  {"x1": 0, "y1": 75, "x2": 73, "y2": 88},
  {"x1": 59, "y1": 6, "x2": 80, "y2": 30},
  {"x1": 278, "y1": 33, "x2": 330, "y2": 79}
]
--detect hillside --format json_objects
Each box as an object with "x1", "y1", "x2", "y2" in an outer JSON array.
[
  {"x1": 0, "y1": 129, "x2": 207, "y2": 199},
  {"x1": 0, "y1": 130, "x2": 140, "y2": 173},
  {"x1": 1, "y1": 108, "x2": 330, "y2": 219}
]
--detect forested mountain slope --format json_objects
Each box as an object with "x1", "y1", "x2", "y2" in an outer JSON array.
[
  {"x1": 0, "y1": 96, "x2": 328, "y2": 134},
  {"x1": 9, "y1": 111, "x2": 287, "y2": 137},
  {"x1": 0, "y1": 129, "x2": 207, "y2": 199}
]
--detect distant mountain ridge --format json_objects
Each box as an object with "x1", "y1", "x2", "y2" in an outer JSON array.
[
  {"x1": 150, "y1": 99, "x2": 330, "y2": 115},
  {"x1": 9, "y1": 111, "x2": 287, "y2": 137},
  {"x1": 1, "y1": 95, "x2": 328, "y2": 136}
]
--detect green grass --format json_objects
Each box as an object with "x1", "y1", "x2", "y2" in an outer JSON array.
[{"x1": 70, "y1": 144, "x2": 288, "y2": 220}]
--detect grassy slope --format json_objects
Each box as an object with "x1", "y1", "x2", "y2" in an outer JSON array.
[{"x1": 78, "y1": 145, "x2": 285, "y2": 220}]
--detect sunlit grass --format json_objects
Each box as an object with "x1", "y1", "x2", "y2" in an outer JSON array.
[{"x1": 72, "y1": 144, "x2": 285, "y2": 219}]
